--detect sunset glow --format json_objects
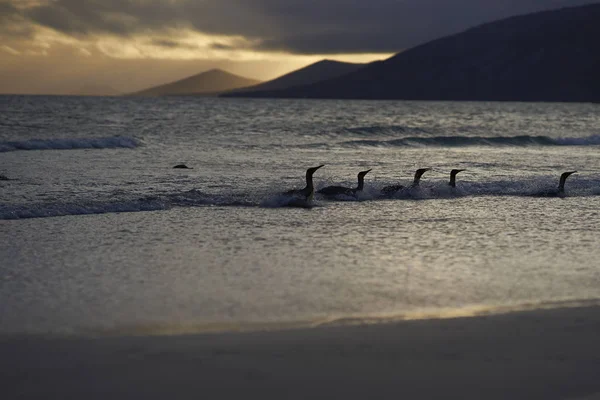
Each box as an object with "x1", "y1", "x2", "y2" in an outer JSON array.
[{"x1": 1, "y1": 0, "x2": 596, "y2": 94}]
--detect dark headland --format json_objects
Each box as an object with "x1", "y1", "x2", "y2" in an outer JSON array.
[
  {"x1": 128, "y1": 69, "x2": 262, "y2": 97},
  {"x1": 223, "y1": 60, "x2": 365, "y2": 96},
  {"x1": 230, "y1": 4, "x2": 600, "y2": 102}
]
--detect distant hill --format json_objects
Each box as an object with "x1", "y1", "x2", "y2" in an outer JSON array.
[
  {"x1": 222, "y1": 60, "x2": 365, "y2": 97},
  {"x1": 240, "y1": 4, "x2": 600, "y2": 102},
  {"x1": 128, "y1": 69, "x2": 262, "y2": 97}
]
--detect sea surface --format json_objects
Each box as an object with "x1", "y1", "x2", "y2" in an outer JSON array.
[{"x1": 1, "y1": 95, "x2": 599, "y2": 335}]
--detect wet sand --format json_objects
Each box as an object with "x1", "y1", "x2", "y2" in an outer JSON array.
[{"x1": 2, "y1": 305, "x2": 600, "y2": 399}]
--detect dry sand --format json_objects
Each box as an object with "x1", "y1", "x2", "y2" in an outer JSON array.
[{"x1": 2, "y1": 305, "x2": 600, "y2": 399}]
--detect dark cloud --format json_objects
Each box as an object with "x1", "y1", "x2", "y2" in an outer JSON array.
[
  {"x1": 150, "y1": 39, "x2": 200, "y2": 50},
  {"x1": 5, "y1": 0, "x2": 599, "y2": 54},
  {"x1": 24, "y1": 0, "x2": 140, "y2": 37},
  {"x1": 210, "y1": 43, "x2": 238, "y2": 51},
  {"x1": 0, "y1": 1, "x2": 35, "y2": 38},
  {"x1": 0, "y1": 1, "x2": 17, "y2": 16}
]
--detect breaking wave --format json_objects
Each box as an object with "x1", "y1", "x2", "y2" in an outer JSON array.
[
  {"x1": 341, "y1": 125, "x2": 429, "y2": 136},
  {"x1": 2, "y1": 178, "x2": 599, "y2": 220},
  {"x1": 0, "y1": 198, "x2": 168, "y2": 220},
  {"x1": 0, "y1": 190, "x2": 259, "y2": 220},
  {"x1": 338, "y1": 134, "x2": 600, "y2": 148},
  {"x1": 0, "y1": 136, "x2": 140, "y2": 152}
]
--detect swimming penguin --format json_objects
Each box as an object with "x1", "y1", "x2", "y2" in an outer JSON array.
[
  {"x1": 449, "y1": 169, "x2": 465, "y2": 188},
  {"x1": 381, "y1": 168, "x2": 431, "y2": 196},
  {"x1": 318, "y1": 169, "x2": 372, "y2": 198},
  {"x1": 173, "y1": 164, "x2": 192, "y2": 169},
  {"x1": 284, "y1": 164, "x2": 325, "y2": 203},
  {"x1": 534, "y1": 171, "x2": 577, "y2": 197}
]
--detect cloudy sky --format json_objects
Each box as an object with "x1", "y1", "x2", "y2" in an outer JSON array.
[{"x1": 0, "y1": 0, "x2": 596, "y2": 94}]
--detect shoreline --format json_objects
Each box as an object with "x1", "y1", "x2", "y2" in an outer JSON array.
[
  {"x1": 2, "y1": 304, "x2": 600, "y2": 399},
  {"x1": 3, "y1": 297, "x2": 599, "y2": 338}
]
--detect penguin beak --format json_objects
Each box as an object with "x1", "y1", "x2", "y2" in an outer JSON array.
[{"x1": 309, "y1": 165, "x2": 324, "y2": 174}]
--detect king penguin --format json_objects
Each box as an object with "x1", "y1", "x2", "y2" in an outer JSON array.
[{"x1": 318, "y1": 169, "x2": 372, "y2": 198}]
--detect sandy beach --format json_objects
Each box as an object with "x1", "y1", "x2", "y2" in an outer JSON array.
[{"x1": 2, "y1": 305, "x2": 600, "y2": 399}]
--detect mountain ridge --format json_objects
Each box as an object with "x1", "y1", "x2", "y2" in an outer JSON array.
[
  {"x1": 223, "y1": 59, "x2": 365, "y2": 96},
  {"x1": 234, "y1": 4, "x2": 600, "y2": 102},
  {"x1": 128, "y1": 69, "x2": 262, "y2": 97}
]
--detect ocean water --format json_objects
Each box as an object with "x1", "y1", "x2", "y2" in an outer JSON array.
[{"x1": 1, "y1": 95, "x2": 599, "y2": 335}]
